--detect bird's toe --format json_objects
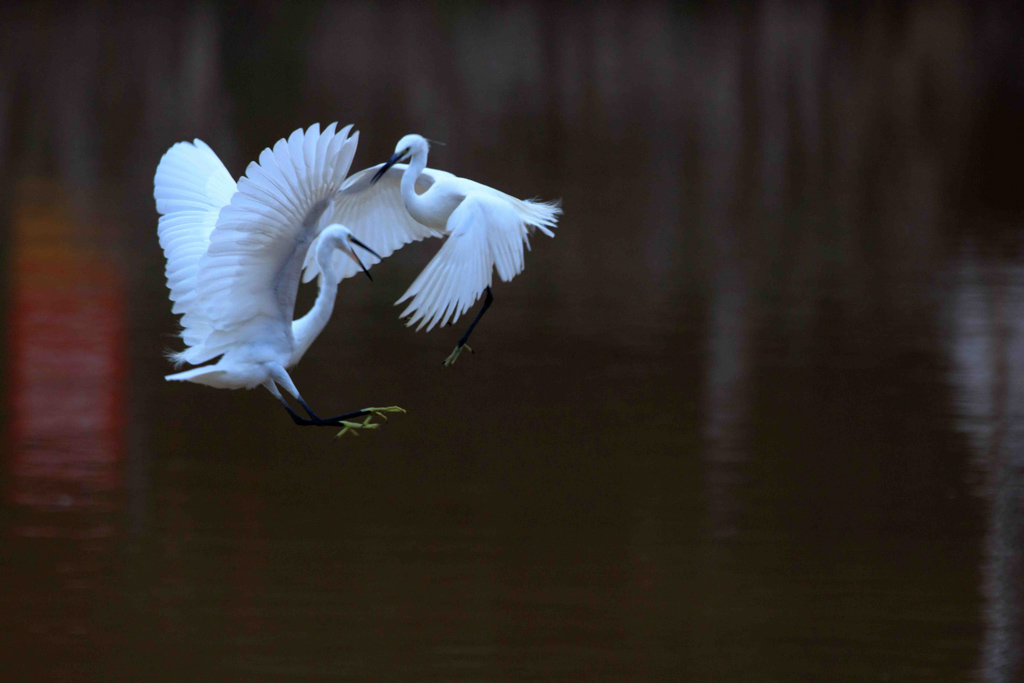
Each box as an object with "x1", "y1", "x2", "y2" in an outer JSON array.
[{"x1": 442, "y1": 344, "x2": 472, "y2": 368}]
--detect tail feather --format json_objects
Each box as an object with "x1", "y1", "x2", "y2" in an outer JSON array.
[
  {"x1": 514, "y1": 198, "x2": 561, "y2": 237},
  {"x1": 165, "y1": 346, "x2": 189, "y2": 369}
]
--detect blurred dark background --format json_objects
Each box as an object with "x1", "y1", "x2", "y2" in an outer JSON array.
[{"x1": 1, "y1": 1, "x2": 1024, "y2": 681}]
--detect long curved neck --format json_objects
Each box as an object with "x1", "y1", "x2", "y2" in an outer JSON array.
[
  {"x1": 400, "y1": 148, "x2": 429, "y2": 214},
  {"x1": 290, "y1": 269, "x2": 339, "y2": 365}
]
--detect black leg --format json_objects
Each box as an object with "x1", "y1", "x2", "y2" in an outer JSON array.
[
  {"x1": 279, "y1": 397, "x2": 370, "y2": 427},
  {"x1": 458, "y1": 287, "x2": 493, "y2": 348},
  {"x1": 443, "y1": 287, "x2": 493, "y2": 368},
  {"x1": 298, "y1": 398, "x2": 371, "y2": 424},
  {"x1": 280, "y1": 400, "x2": 309, "y2": 424}
]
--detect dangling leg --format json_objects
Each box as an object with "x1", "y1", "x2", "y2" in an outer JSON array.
[
  {"x1": 263, "y1": 368, "x2": 404, "y2": 433},
  {"x1": 263, "y1": 379, "x2": 345, "y2": 426},
  {"x1": 295, "y1": 396, "x2": 372, "y2": 424},
  {"x1": 263, "y1": 379, "x2": 312, "y2": 425},
  {"x1": 444, "y1": 287, "x2": 493, "y2": 368}
]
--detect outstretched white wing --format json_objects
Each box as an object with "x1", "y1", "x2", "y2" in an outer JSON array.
[
  {"x1": 154, "y1": 139, "x2": 237, "y2": 352},
  {"x1": 192, "y1": 123, "x2": 358, "y2": 359},
  {"x1": 396, "y1": 194, "x2": 530, "y2": 332},
  {"x1": 301, "y1": 163, "x2": 455, "y2": 283}
]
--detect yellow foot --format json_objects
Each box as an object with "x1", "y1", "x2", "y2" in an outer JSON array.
[
  {"x1": 443, "y1": 344, "x2": 472, "y2": 368},
  {"x1": 334, "y1": 406, "x2": 406, "y2": 438}
]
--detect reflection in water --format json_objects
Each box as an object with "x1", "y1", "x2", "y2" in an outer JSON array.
[
  {"x1": 7, "y1": 180, "x2": 125, "y2": 536},
  {"x1": 3, "y1": 180, "x2": 126, "y2": 681},
  {"x1": 946, "y1": 248, "x2": 1024, "y2": 682},
  {"x1": 692, "y1": 11, "x2": 748, "y2": 540}
]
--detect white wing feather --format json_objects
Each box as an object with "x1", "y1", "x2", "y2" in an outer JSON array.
[
  {"x1": 397, "y1": 195, "x2": 529, "y2": 332},
  {"x1": 301, "y1": 163, "x2": 453, "y2": 283},
  {"x1": 154, "y1": 139, "x2": 237, "y2": 353},
  {"x1": 190, "y1": 123, "x2": 358, "y2": 361}
]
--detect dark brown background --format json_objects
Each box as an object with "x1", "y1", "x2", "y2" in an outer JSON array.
[{"x1": 1, "y1": 2, "x2": 1023, "y2": 681}]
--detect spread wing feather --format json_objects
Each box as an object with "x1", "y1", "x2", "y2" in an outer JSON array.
[
  {"x1": 156, "y1": 123, "x2": 358, "y2": 364},
  {"x1": 396, "y1": 194, "x2": 529, "y2": 332},
  {"x1": 301, "y1": 163, "x2": 454, "y2": 283},
  {"x1": 195, "y1": 123, "x2": 356, "y2": 341},
  {"x1": 154, "y1": 139, "x2": 237, "y2": 353}
]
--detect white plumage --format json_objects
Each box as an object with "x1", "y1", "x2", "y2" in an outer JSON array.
[
  {"x1": 300, "y1": 161, "x2": 450, "y2": 285},
  {"x1": 396, "y1": 190, "x2": 546, "y2": 331},
  {"x1": 154, "y1": 123, "x2": 400, "y2": 429},
  {"x1": 154, "y1": 138, "x2": 237, "y2": 355},
  {"x1": 303, "y1": 133, "x2": 561, "y2": 366},
  {"x1": 155, "y1": 122, "x2": 558, "y2": 430}
]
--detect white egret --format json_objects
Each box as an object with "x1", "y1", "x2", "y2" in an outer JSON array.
[
  {"x1": 154, "y1": 123, "x2": 403, "y2": 432},
  {"x1": 302, "y1": 134, "x2": 561, "y2": 367}
]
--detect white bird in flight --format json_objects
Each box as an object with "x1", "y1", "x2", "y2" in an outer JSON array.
[
  {"x1": 303, "y1": 133, "x2": 561, "y2": 367},
  {"x1": 154, "y1": 123, "x2": 403, "y2": 431}
]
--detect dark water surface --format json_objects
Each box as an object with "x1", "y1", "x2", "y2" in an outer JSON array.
[{"x1": 2, "y1": 2, "x2": 1024, "y2": 681}]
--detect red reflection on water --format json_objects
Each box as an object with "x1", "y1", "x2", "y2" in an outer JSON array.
[{"x1": 5, "y1": 182, "x2": 125, "y2": 539}]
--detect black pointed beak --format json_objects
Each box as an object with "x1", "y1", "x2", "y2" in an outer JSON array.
[
  {"x1": 349, "y1": 237, "x2": 381, "y2": 282},
  {"x1": 350, "y1": 237, "x2": 381, "y2": 260},
  {"x1": 370, "y1": 150, "x2": 409, "y2": 185},
  {"x1": 370, "y1": 153, "x2": 401, "y2": 185},
  {"x1": 351, "y1": 251, "x2": 371, "y2": 281}
]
